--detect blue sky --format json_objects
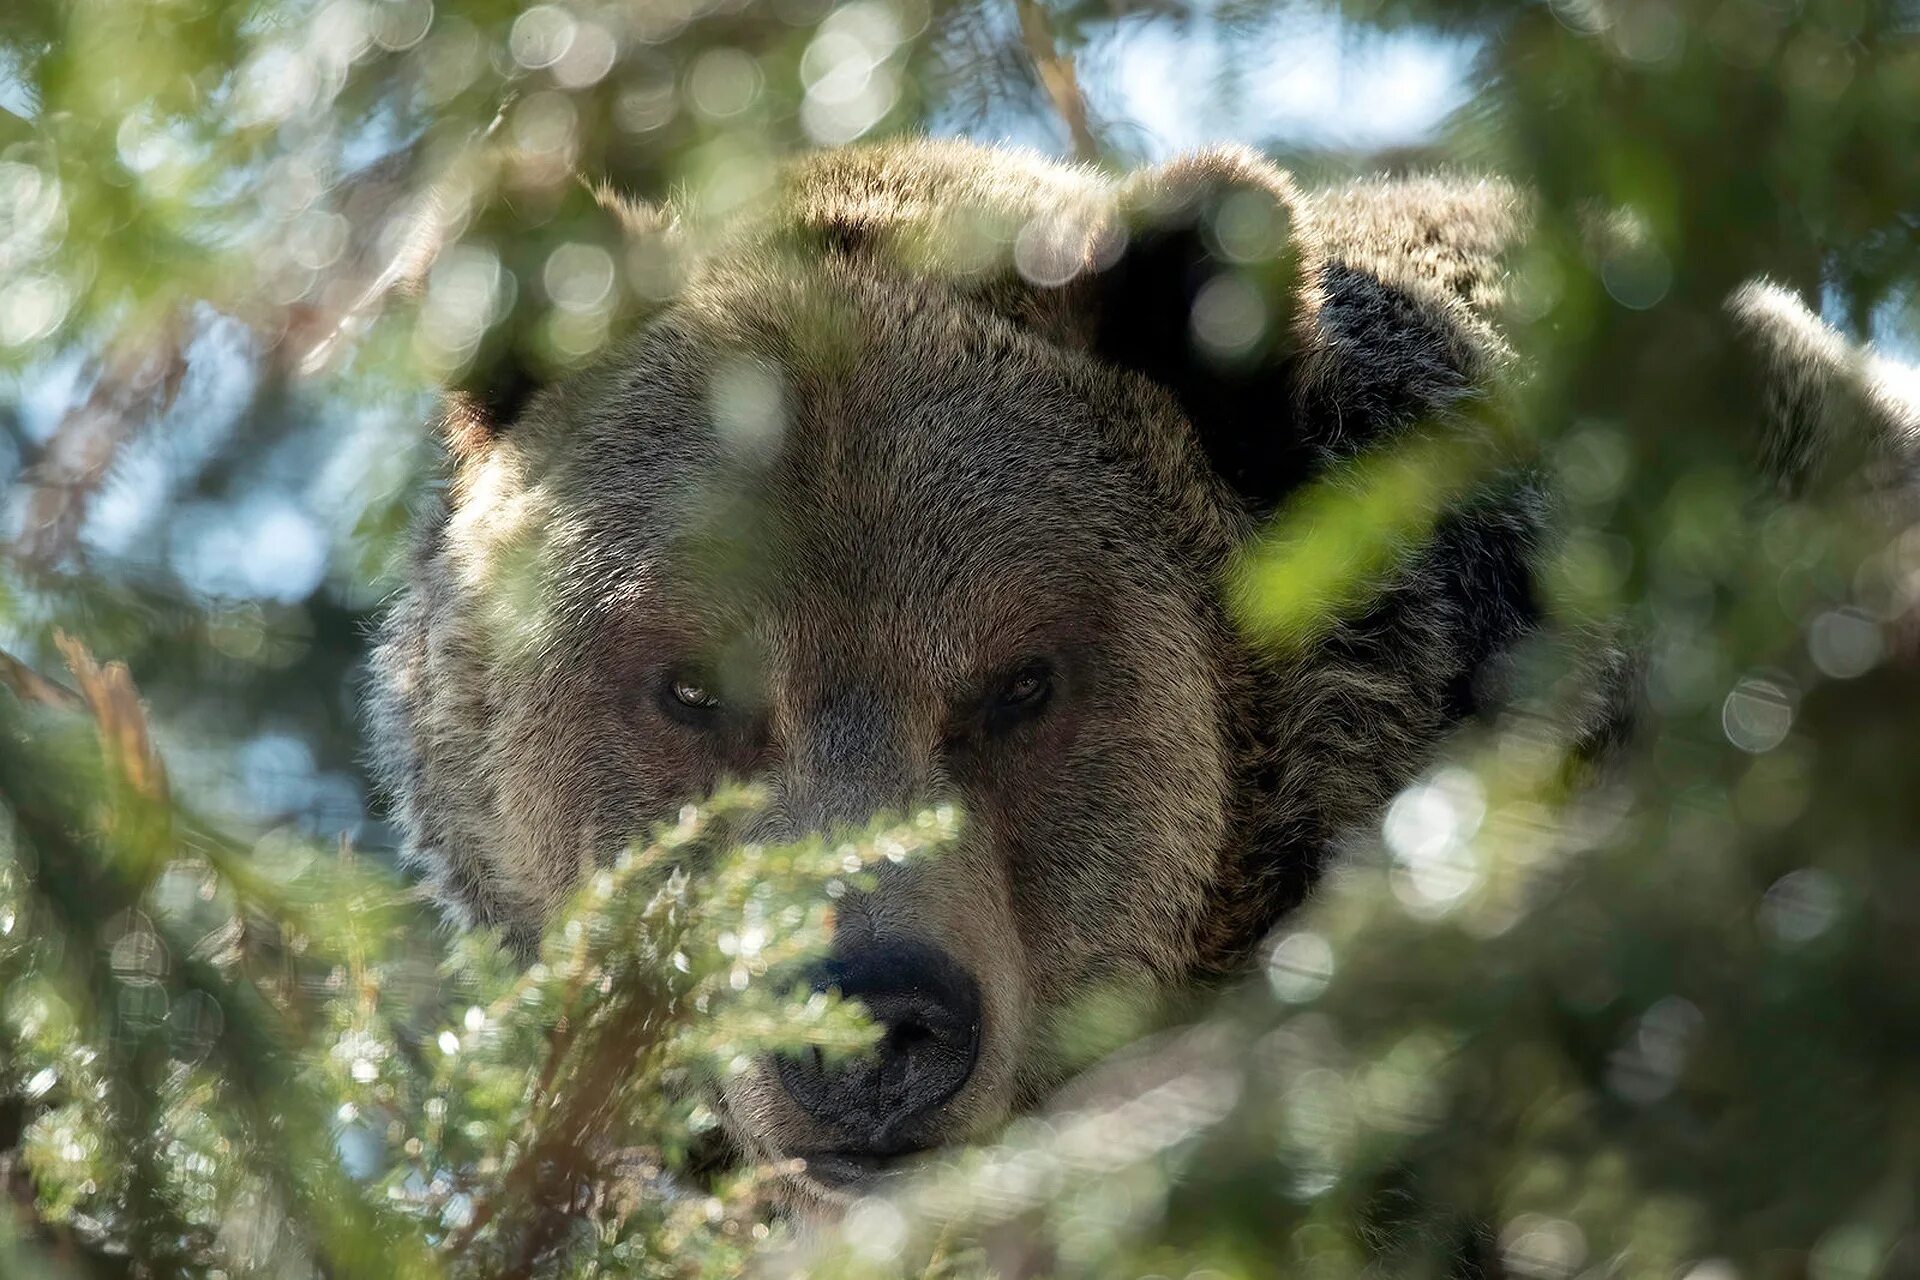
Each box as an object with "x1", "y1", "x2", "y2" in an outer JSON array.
[{"x1": 1094, "y1": 11, "x2": 1477, "y2": 157}]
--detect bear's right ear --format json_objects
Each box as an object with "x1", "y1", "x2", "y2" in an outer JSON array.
[
  {"x1": 1081, "y1": 152, "x2": 1517, "y2": 518},
  {"x1": 1082, "y1": 148, "x2": 1324, "y2": 515},
  {"x1": 399, "y1": 174, "x2": 681, "y2": 464}
]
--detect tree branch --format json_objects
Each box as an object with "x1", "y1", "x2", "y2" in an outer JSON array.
[
  {"x1": 12, "y1": 311, "x2": 189, "y2": 569},
  {"x1": 0, "y1": 645, "x2": 81, "y2": 711},
  {"x1": 1013, "y1": 0, "x2": 1101, "y2": 161}
]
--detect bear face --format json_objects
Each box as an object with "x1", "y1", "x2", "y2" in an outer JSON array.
[{"x1": 368, "y1": 139, "x2": 1537, "y2": 1205}]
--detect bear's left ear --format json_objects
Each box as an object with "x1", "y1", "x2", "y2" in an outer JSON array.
[
  {"x1": 402, "y1": 172, "x2": 682, "y2": 466},
  {"x1": 1081, "y1": 148, "x2": 1323, "y2": 514}
]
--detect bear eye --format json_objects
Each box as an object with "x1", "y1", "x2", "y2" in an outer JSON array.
[
  {"x1": 673, "y1": 679, "x2": 719, "y2": 709},
  {"x1": 660, "y1": 670, "x2": 723, "y2": 723},
  {"x1": 988, "y1": 659, "x2": 1054, "y2": 729}
]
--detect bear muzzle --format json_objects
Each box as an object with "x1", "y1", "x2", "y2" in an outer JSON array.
[{"x1": 775, "y1": 938, "x2": 983, "y2": 1181}]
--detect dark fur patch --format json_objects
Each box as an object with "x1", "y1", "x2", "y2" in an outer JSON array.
[
  {"x1": 1091, "y1": 220, "x2": 1316, "y2": 515},
  {"x1": 1298, "y1": 261, "x2": 1483, "y2": 451}
]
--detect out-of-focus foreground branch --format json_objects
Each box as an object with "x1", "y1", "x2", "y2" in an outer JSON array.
[
  {"x1": 7, "y1": 135, "x2": 440, "y2": 570},
  {"x1": 12, "y1": 313, "x2": 189, "y2": 570},
  {"x1": 1013, "y1": 0, "x2": 1100, "y2": 160}
]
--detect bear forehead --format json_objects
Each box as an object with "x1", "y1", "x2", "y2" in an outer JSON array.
[
  {"x1": 579, "y1": 259, "x2": 1128, "y2": 472},
  {"x1": 524, "y1": 258, "x2": 1188, "y2": 603}
]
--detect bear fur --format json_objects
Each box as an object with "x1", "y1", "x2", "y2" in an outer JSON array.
[{"x1": 364, "y1": 138, "x2": 1915, "y2": 1205}]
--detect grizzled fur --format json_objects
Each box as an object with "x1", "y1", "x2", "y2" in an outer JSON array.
[{"x1": 365, "y1": 139, "x2": 1914, "y2": 1206}]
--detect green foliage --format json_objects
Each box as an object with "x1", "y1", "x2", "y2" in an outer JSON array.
[
  {"x1": 2, "y1": 0, "x2": 1919, "y2": 1277},
  {"x1": 0, "y1": 702, "x2": 935, "y2": 1274}
]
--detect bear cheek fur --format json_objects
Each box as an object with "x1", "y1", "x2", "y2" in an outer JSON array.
[
  {"x1": 371, "y1": 418, "x2": 731, "y2": 940},
  {"x1": 993, "y1": 603, "x2": 1233, "y2": 1099}
]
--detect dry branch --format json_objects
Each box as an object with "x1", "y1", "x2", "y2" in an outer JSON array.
[
  {"x1": 0, "y1": 645, "x2": 80, "y2": 711},
  {"x1": 53, "y1": 630, "x2": 166, "y2": 801},
  {"x1": 1013, "y1": 0, "x2": 1101, "y2": 160}
]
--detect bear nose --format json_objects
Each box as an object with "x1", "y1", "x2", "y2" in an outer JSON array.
[{"x1": 775, "y1": 940, "x2": 982, "y2": 1152}]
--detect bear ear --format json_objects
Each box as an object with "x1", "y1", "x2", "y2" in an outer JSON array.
[
  {"x1": 405, "y1": 174, "x2": 682, "y2": 465},
  {"x1": 1727, "y1": 279, "x2": 1920, "y2": 497},
  {"x1": 1082, "y1": 153, "x2": 1521, "y2": 518},
  {"x1": 1085, "y1": 148, "x2": 1322, "y2": 515}
]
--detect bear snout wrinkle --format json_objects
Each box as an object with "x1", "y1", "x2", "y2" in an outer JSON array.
[
  {"x1": 781, "y1": 684, "x2": 924, "y2": 838},
  {"x1": 776, "y1": 940, "x2": 984, "y2": 1153}
]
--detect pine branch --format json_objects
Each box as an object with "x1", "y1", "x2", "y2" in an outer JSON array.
[{"x1": 7, "y1": 128, "x2": 448, "y2": 571}]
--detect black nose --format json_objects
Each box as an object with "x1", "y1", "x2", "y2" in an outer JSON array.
[{"x1": 776, "y1": 940, "x2": 982, "y2": 1151}]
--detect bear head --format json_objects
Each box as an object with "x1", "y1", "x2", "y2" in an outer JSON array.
[{"x1": 366, "y1": 138, "x2": 1535, "y2": 1208}]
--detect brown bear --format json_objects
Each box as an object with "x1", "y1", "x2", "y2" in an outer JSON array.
[{"x1": 365, "y1": 138, "x2": 1912, "y2": 1210}]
